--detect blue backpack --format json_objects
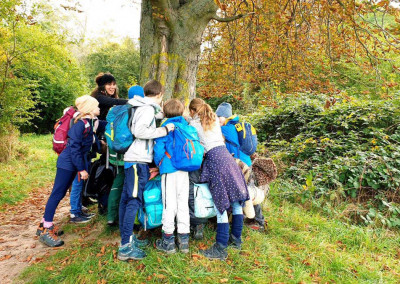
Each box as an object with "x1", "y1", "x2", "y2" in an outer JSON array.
[
  {"x1": 105, "y1": 105, "x2": 136, "y2": 154},
  {"x1": 235, "y1": 122, "x2": 258, "y2": 156},
  {"x1": 166, "y1": 125, "x2": 204, "y2": 172},
  {"x1": 138, "y1": 176, "x2": 163, "y2": 230}
]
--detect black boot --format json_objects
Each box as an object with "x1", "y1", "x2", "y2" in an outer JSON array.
[{"x1": 200, "y1": 242, "x2": 228, "y2": 260}]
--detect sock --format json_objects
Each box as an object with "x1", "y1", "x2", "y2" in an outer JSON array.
[
  {"x1": 163, "y1": 233, "x2": 174, "y2": 240},
  {"x1": 43, "y1": 220, "x2": 53, "y2": 229},
  {"x1": 216, "y1": 223, "x2": 229, "y2": 247},
  {"x1": 231, "y1": 214, "x2": 244, "y2": 240},
  {"x1": 41, "y1": 217, "x2": 45, "y2": 224}
]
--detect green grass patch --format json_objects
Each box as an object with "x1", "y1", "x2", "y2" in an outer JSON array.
[
  {"x1": 0, "y1": 134, "x2": 57, "y2": 206},
  {"x1": 20, "y1": 190, "x2": 400, "y2": 283}
]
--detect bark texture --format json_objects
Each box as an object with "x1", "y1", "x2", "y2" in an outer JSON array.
[{"x1": 139, "y1": 0, "x2": 219, "y2": 102}]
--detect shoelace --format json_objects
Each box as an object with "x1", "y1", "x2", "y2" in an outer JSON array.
[{"x1": 46, "y1": 228, "x2": 59, "y2": 240}]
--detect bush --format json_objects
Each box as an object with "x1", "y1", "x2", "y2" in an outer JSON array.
[{"x1": 252, "y1": 94, "x2": 400, "y2": 228}]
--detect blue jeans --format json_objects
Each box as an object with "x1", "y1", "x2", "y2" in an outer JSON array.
[
  {"x1": 70, "y1": 174, "x2": 83, "y2": 215},
  {"x1": 119, "y1": 163, "x2": 149, "y2": 245},
  {"x1": 254, "y1": 204, "x2": 265, "y2": 225},
  {"x1": 215, "y1": 201, "x2": 243, "y2": 223}
]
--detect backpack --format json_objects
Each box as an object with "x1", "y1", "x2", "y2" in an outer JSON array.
[
  {"x1": 193, "y1": 183, "x2": 217, "y2": 219},
  {"x1": 166, "y1": 125, "x2": 204, "y2": 172},
  {"x1": 105, "y1": 104, "x2": 136, "y2": 154},
  {"x1": 52, "y1": 107, "x2": 78, "y2": 154},
  {"x1": 138, "y1": 176, "x2": 163, "y2": 230},
  {"x1": 83, "y1": 158, "x2": 115, "y2": 198},
  {"x1": 235, "y1": 122, "x2": 258, "y2": 156}
]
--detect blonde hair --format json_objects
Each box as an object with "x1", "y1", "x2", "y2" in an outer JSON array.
[
  {"x1": 163, "y1": 99, "x2": 184, "y2": 118},
  {"x1": 189, "y1": 98, "x2": 216, "y2": 132}
]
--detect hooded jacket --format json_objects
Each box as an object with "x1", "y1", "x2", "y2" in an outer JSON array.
[
  {"x1": 221, "y1": 115, "x2": 252, "y2": 166},
  {"x1": 123, "y1": 96, "x2": 168, "y2": 163},
  {"x1": 153, "y1": 116, "x2": 190, "y2": 174}
]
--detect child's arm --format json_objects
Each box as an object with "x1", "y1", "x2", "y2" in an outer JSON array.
[
  {"x1": 132, "y1": 106, "x2": 171, "y2": 139},
  {"x1": 69, "y1": 121, "x2": 86, "y2": 172},
  {"x1": 153, "y1": 136, "x2": 168, "y2": 167}
]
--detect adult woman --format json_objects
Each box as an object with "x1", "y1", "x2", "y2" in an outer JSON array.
[{"x1": 91, "y1": 72, "x2": 128, "y2": 120}]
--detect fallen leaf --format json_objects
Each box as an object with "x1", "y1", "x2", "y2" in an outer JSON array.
[
  {"x1": 192, "y1": 253, "x2": 202, "y2": 260},
  {"x1": 101, "y1": 246, "x2": 105, "y2": 254},
  {"x1": 302, "y1": 259, "x2": 311, "y2": 266},
  {"x1": 137, "y1": 263, "x2": 146, "y2": 271},
  {"x1": 155, "y1": 274, "x2": 166, "y2": 279},
  {"x1": 146, "y1": 276, "x2": 152, "y2": 281},
  {"x1": 0, "y1": 255, "x2": 12, "y2": 261},
  {"x1": 46, "y1": 266, "x2": 54, "y2": 271},
  {"x1": 198, "y1": 243, "x2": 208, "y2": 250},
  {"x1": 234, "y1": 276, "x2": 244, "y2": 281},
  {"x1": 112, "y1": 250, "x2": 117, "y2": 260},
  {"x1": 30, "y1": 243, "x2": 36, "y2": 249},
  {"x1": 219, "y1": 279, "x2": 228, "y2": 283},
  {"x1": 89, "y1": 270, "x2": 93, "y2": 274},
  {"x1": 26, "y1": 255, "x2": 33, "y2": 262}
]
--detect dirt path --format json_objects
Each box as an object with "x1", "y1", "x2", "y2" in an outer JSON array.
[{"x1": 0, "y1": 186, "x2": 71, "y2": 283}]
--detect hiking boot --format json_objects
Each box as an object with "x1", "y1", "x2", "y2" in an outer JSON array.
[
  {"x1": 156, "y1": 234, "x2": 176, "y2": 254},
  {"x1": 117, "y1": 243, "x2": 146, "y2": 261},
  {"x1": 80, "y1": 211, "x2": 95, "y2": 219},
  {"x1": 228, "y1": 234, "x2": 242, "y2": 250},
  {"x1": 177, "y1": 233, "x2": 189, "y2": 253},
  {"x1": 192, "y1": 224, "x2": 204, "y2": 240},
  {"x1": 39, "y1": 226, "x2": 64, "y2": 247},
  {"x1": 130, "y1": 234, "x2": 149, "y2": 248},
  {"x1": 200, "y1": 242, "x2": 228, "y2": 260},
  {"x1": 70, "y1": 214, "x2": 91, "y2": 224},
  {"x1": 36, "y1": 223, "x2": 64, "y2": 237}
]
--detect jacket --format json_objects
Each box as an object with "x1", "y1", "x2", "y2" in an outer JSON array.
[
  {"x1": 93, "y1": 91, "x2": 128, "y2": 120},
  {"x1": 189, "y1": 115, "x2": 224, "y2": 152},
  {"x1": 57, "y1": 118, "x2": 106, "y2": 172},
  {"x1": 153, "y1": 116, "x2": 189, "y2": 174},
  {"x1": 123, "y1": 96, "x2": 168, "y2": 163},
  {"x1": 221, "y1": 115, "x2": 252, "y2": 166}
]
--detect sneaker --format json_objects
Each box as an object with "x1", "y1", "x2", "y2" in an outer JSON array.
[
  {"x1": 156, "y1": 234, "x2": 176, "y2": 254},
  {"x1": 70, "y1": 214, "x2": 91, "y2": 224},
  {"x1": 80, "y1": 211, "x2": 95, "y2": 219},
  {"x1": 118, "y1": 243, "x2": 146, "y2": 261},
  {"x1": 177, "y1": 234, "x2": 189, "y2": 253},
  {"x1": 81, "y1": 205, "x2": 89, "y2": 213},
  {"x1": 192, "y1": 224, "x2": 204, "y2": 240},
  {"x1": 200, "y1": 242, "x2": 228, "y2": 260},
  {"x1": 39, "y1": 226, "x2": 64, "y2": 247},
  {"x1": 228, "y1": 234, "x2": 242, "y2": 250},
  {"x1": 130, "y1": 234, "x2": 149, "y2": 248},
  {"x1": 107, "y1": 220, "x2": 118, "y2": 227},
  {"x1": 36, "y1": 223, "x2": 64, "y2": 237}
]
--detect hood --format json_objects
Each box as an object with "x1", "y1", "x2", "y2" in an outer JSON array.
[
  {"x1": 128, "y1": 96, "x2": 161, "y2": 113},
  {"x1": 160, "y1": 116, "x2": 187, "y2": 128},
  {"x1": 225, "y1": 115, "x2": 239, "y2": 125}
]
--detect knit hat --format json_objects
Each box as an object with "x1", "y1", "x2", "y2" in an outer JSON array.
[
  {"x1": 128, "y1": 85, "x2": 144, "y2": 99},
  {"x1": 96, "y1": 73, "x2": 116, "y2": 87},
  {"x1": 252, "y1": 157, "x2": 277, "y2": 186},
  {"x1": 75, "y1": 95, "x2": 99, "y2": 115},
  {"x1": 215, "y1": 102, "x2": 232, "y2": 118}
]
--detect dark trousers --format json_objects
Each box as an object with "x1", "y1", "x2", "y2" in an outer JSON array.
[
  {"x1": 44, "y1": 168, "x2": 76, "y2": 222},
  {"x1": 254, "y1": 204, "x2": 265, "y2": 225},
  {"x1": 119, "y1": 163, "x2": 149, "y2": 245}
]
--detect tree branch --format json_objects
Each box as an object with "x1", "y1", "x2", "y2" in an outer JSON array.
[{"x1": 212, "y1": 12, "x2": 255, "y2": 23}]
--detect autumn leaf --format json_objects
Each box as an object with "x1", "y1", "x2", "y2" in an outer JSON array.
[
  {"x1": 302, "y1": 259, "x2": 311, "y2": 266},
  {"x1": 46, "y1": 266, "x2": 54, "y2": 271},
  {"x1": 192, "y1": 253, "x2": 202, "y2": 260},
  {"x1": 155, "y1": 274, "x2": 166, "y2": 279},
  {"x1": 0, "y1": 255, "x2": 12, "y2": 261},
  {"x1": 219, "y1": 279, "x2": 228, "y2": 283},
  {"x1": 234, "y1": 276, "x2": 244, "y2": 281}
]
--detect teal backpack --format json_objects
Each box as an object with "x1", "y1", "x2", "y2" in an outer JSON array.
[
  {"x1": 105, "y1": 104, "x2": 136, "y2": 154},
  {"x1": 138, "y1": 176, "x2": 163, "y2": 230}
]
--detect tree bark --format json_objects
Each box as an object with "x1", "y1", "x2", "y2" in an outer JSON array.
[{"x1": 139, "y1": 0, "x2": 218, "y2": 102}]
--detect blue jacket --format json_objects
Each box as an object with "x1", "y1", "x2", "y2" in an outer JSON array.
[
  {"x1": 57, "y1": 119, "x2": 106, "y2": 172},
  {"x1": 154, "y1": 116, "x2": 190, "y2": 174},
  {"x1": 221, "y1": 115, "x2": 252, "y2": 166}
]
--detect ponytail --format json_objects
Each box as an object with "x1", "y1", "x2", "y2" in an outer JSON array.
[
  {"x1": 189, "y1": 98, "x2": 216, "y2": 132},
  {"x1": 74, "y1": 113, "x2": 86, "y2": 124}
]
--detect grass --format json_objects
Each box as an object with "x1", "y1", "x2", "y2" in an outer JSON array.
[{"x1": 0, "y1": 134, "x2": 57, "y2": 207}]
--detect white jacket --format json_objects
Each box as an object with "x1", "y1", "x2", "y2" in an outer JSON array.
[{"x1": 123, "y1": 96, "x2": 168, "y2": 163}]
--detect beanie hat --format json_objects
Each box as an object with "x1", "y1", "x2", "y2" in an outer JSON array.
[
  {"x1": 96, "y1": 73, "x2": 116, "y2": 87},
  {"x1": 75, "y1": 95, "x2": 99, "y2": 115},
  {"x1": 128, "y1": 85, "x2": 144, "y2": 99},
  {"x1": 215, "y1": 102, "x2": 232, "y2": 118},
  {"x1": 252, "y1": 157, "x2": 277, "y2": 186}
]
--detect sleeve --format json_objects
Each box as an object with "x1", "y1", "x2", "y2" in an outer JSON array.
[
  {"x1": 132, "y1": 106, "x2": 168, "y2": 139},
  {"x1": 153, "y1": 136, "x2": 168, "y2": 167},
  {"x1": 69, "y1": 121, "x2": 85, "y2": 172},
  {"x1": 97, "y1": 120, "x2": 108, "y2": 133},
  {"x1": 96, "y1": 95, "x2": 128, "y2": 108}
]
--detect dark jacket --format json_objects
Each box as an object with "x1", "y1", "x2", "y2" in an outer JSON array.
[
  {"x1": 93, "y1": 91, "x2": 128, "y2": 120},
  {"x1": 57, "y1": 119, "x2": 106, "y2": 172}
]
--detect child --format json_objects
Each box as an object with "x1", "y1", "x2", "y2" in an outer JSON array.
[
  {"x1": 188, "y1": 98, "x2": 249, "y2": 260},
  {"x1": 118, "y1": 80, "x2": 175, "y2": 261},
  {"x1": 107, "y1": 85, "x2": 144, "y2": 226},
  {"x1": 37, "y1": 95, "x2": 106, "y2": 247},
  {"x1": 153, "y1": 99, "x2": 191, "y2": 254},
  {"x1": 216, "y1": 102, "x2": 265, "y2": 232}
]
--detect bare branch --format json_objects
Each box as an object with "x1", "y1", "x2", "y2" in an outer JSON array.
[{"x1": 212, "y1": 12, "x2": 255, "y2": 23}]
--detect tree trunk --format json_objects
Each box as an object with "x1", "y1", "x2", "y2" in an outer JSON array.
[{"x1": 139, "y1": 0, "x2": 218, "y2": 102}]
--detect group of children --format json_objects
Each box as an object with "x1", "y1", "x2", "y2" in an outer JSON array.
[{"x1": 37, "y1": 78, "x2": 267, "y2": 261}]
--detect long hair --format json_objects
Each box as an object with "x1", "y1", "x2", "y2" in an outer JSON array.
[
  {"x1": 90, "y1": 72, "x2": 119, "y2": 98},
  {"x1": 189, "y1": 98, "x2": 216, "y2": 132}
]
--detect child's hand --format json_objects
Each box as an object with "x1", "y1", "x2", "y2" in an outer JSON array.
[
  {"x1": 80, "y1": 170, "x2": 89, "y2": 180},
  {"x1": 165, "y1": 123, "x2": 175, "y2": 132}
]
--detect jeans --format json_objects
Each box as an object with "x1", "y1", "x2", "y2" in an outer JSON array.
[
  {"x1": 254, "y1": 204, "x2": 265, "y2": 225},
  {"x1": 70, "y1": 174, "x2": 83, "y2": 215},
  {"x1": 215, "y1": 201, "x2": 243, "y2": 223}
]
